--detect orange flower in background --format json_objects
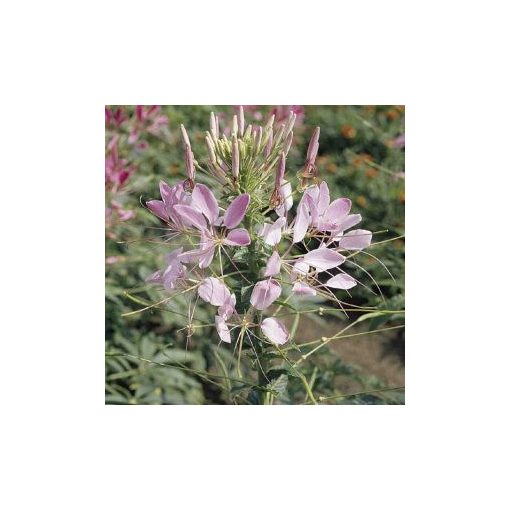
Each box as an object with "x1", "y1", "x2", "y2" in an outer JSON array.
[
  {"x1": 341, "y1": 124, "x2": 357, "y2": 139},
  {"x1": 365, "y1": 167, "x2": 379, "y2": 178},
  {"x1": 399, "y1": 190, "x2": 405, "y2": 203},
  {"x1": 326, "y1": 162, "x2": 337, "y2": 174},
  {"x1": 352, "y1": 153, "x2": 373, "y2": 167},
  {"x1": 356, "y1": 196, "x2": 368, "y2": 208},
  {"x1": 386, "y1": 108, "x2": 400, "y2": 121}
]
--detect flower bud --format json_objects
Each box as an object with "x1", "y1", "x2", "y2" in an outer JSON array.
[
  {"x1": 205, "y1": 135, "x2": 217, "y2": 165},
  {"x1": 232, "y1": 137, "x2": 240, "y2": 180},
  {"x1": 264, "y1": 129, "x2": 273, "y2": 158},
  {"x1": 265, "y1": 114, "x2": 275, "y2": 131},
  {"x1": 236, "y1": 106, "x2": 245, "y2": 136},
  {"x1": 180, "y1": 124, "x2": 191, "y2": 148},
  {"x1": 210, "y1": 112, "x2": 218, "y2": 140},
  {"x1": 306, "y1": 127, "x2": 320, "y2": 163},
  {"x1": 283, "y1": 111, "x2": 296, "y2": 139},
  {"x1": 185, "y1": 145, "x2": 195, "y2": 182},
  {"x1": 232, "y1": 115, "x2": 238, "y2": 138},
  {"x1": 272, "y1": 123, "x2": 285, "y2": 147},
  {"x1": 253, "y1": 126, "x2": 262, "y2": 153},
  {"x1": 284, "y1": 131, "x2": 293, "y2": 155},
  {"x1": 276, "y1": 152, "x2": 286, "y2": 187}
]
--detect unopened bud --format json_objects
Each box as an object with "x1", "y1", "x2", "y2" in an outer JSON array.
[
  {"x1": 185, "y1": 145, "x2": 195, "y2": 182},
  {"x1": 283, "y1": 112, "x2": 296, "y2": 139},
  {"x1": 205, "y1": 135, "x2": 217, "y2": 165},
  {"x1": 272, "y1": 123, "x2": 285, "y2": 147},
  {"x1": 254, "y1": 126, "x2": 262, "y2": 153},
  {"x1": 232, "y1": 137, "x2": 239, "y2": 180},
  {"x1": 244, "y1": 124, "x2": 252, "y2": 140},
  {"x1": 210, "y1": 112, "x2": 218, "y2": 140},
  {"x1": 180, "y1": 124, "x2": 191, "y2": 148},
  {"x1": 264, "y1": 129, "x2": 273, "y2": 158},
  {"x1": 306, "y1": 127, "x2": 320, "y2": 163},
  {"x1": 265, "y1": 114, "x2": 275, "y2": 131},
  {"x1": 276, "y1": 152, "x2": 286, "y2": 187},
  {"x1": 232, "y1": 115, "x2": 238, "y2": 138},
  {"x1": 283, "y1": 131, "x2": 293, "y2": 155},
  {"x1": 236, "y1": 106, "x2": 245, "y2": 136}
]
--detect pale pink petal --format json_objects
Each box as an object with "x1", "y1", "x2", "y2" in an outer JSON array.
[
  {"x1": 303, "y1": 186, "x2": 320, "y2": 226},
  {"x1": 198, "y1": 277, "x2": 232, "y2": 306},
  {"x1": 215, "y1": 315, "x2": 232, "y2": 343},
  {"x1": 198, "y1": 245, "x2": 215, "y2": 268},
  {"x1": 261, "y1": 317, "x2": 289, "y2": 345},
  {"x1": 173, "y1": 204, "x2": 208, "y2": 231},
  {"x1": 191, "y1": 184, "x2": 219, "y2": 225},
  {"x1": 317, "y1": 181, "x2": 330, "y2": 216},
  {"x1": 146, "y1": 200, "x2": 169, "y2": 222},
  {"x1": 224, "y1": 228, "x2": 251, "y2": 246},
  {"x1": 263, "y1": 251, "x2": 281, "y2": 277},
  {"x1": 250, "y1": 279, "x2": 282, "y2": 310},
  {"x1": 326, "y1": 273, "x2": 357, "y2": 289},
  {"x1": 323, "y1": 198, "x2": 351, "y2": 224},
  {"x1": 218, "y1": 293, "x2": 236, "y2": 320},
  {"x1": 275, "y1": 180, "x2": 293, "y2": 217},
  {"x1": 258, "y1": 217, "x2": 286, "y2": 246},
  {"x1": 162, "y1": 263, "x2": 183, "y2": 290},
  {"x1": 164, "y1": 247, "x2": 184, "y2": 265},
  {"x1": 292, "y1": 281, "x2": 317, "y2": 296},
  {"x1": 292, "y1": 198, "x2": 310, "y2": 244},
  {"x1": 303, "y1": 247, "x2": 345, "y2": 271},
  {"x1": 223, "y1": 194, "x2": 250, "y2": 228},
  {"x1": 334, "y1": 214, "x2": 362, "y2": 234},
  {"x1": 290, "y1": 259, "x2": 310, "y2": 281},
  {"x1": 159, "y1": 181, "x2": 173, "y2": 205},
  {"x1": 337, "y1": 229, "x2": 372, "y2": 250},
  {"x1": 146, "y1": 270, "x2": 162, "y2": 284}
]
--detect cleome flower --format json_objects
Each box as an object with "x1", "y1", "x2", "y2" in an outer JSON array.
[{"x1": 144, "y1": 107, "x2": 374, "y2": 354}]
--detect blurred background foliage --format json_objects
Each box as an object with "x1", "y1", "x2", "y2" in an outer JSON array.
[{"x1": 105, "y1": 105, "x2": 405, "y2": 405}]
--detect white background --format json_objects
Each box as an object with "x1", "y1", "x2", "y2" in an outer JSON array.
[{"x1": 1, "y1": 1, "x2": 509, "y2": 509}]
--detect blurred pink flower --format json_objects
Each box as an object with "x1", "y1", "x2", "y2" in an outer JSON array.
[{"x1": 105, "y1": 137, "x2": 136, "y2": 192}]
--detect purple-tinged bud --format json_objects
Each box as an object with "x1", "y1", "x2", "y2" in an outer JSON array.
[
  {"x1": 253, "y1": 126, "x2": 262, "y2": 153},
  {"x1": 210, "y1": 112, "x2": 218, "y2": 140},
  {"x1": 264, "y1": 129, "x2": 273, "y2": 158},
  {"x1": 265, "y1": 114, "x2": 275, "y2": 131},
  {"x1": 215, "y1": 116, "x2": 220, "y2": 138},
  {"x1": 306, "y1": 127, "x2": 320, "y2": 163},
  {"x1": 283, "y1": 112, "x2": 296, "y2": 139},
  {"x1": 276, "y1": 152, "x2": 286, "y2": 187},
  {"x1": 205, "y1": 135, "x2": 217, "y2": 165},
  {"x1": 232, "y1": 115, "x2": 238, "y2": 138},
  {"x1": 236, "y1": 106, "x2": 245, "y2": 136},
  {"x1": 232, "y1": 137, "x2": 240, "y2": 180},
  {"x1": 284, "y1": 131, "x2": 293, "y2": 155},
  {"x1": 185, "y1": 145, "x2": 195, "y2": 181},
  {"x1": 244, "y1": 124, "x2": 252, "y2": 139},
  {"x1": 180, "y1": 124, "x2": 191, "y2": 148},
  {"x1": 272, "y1": 123, "x2": 285, "y2": 147}
]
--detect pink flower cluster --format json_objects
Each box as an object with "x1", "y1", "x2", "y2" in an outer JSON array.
[
  {"x1": 145, "y1": 108, "x2": 372, "y2": 348},
  {"x1": 105, "y1": 106, "x2": 169, "y2": 231}
]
